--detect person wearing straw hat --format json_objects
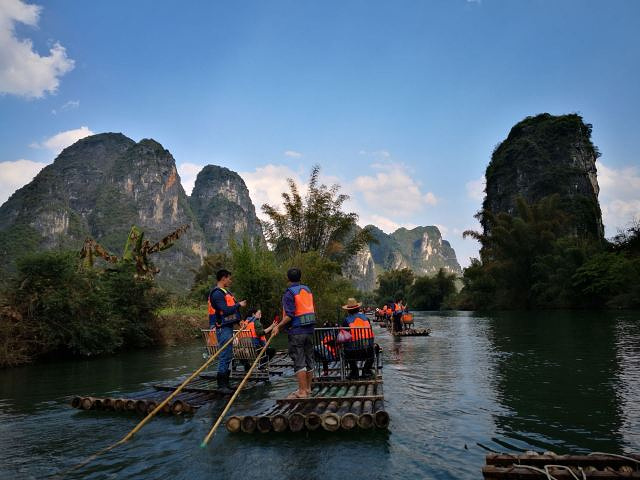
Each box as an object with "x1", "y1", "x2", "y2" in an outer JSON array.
[{"x1": 341, "y1": 297, "x2": 375, "y2": 379}]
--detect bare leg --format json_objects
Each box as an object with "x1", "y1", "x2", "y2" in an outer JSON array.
[
  {"x1": 290, "y1": 370, "x2": 308, "y2": 398},
  {"x1": 305, "y1": 370, "x2": 313, "y2": 394}
]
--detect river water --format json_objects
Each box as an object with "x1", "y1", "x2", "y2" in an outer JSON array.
[{"x1": 1, "y1": 311, "x2": 639, "y2": 479}]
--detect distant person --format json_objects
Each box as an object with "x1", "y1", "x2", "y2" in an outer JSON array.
[
  {"x1": 243, "y1": 308, "x2": 275, "y2": 362},
  {"x1": 272, "y1": 267, "x2": 316, "y2": 398},
  {"x1": 392, "y1": 298, "x2": 404, "y2": 333},
  {"x1": 342, "y1": 297, "x2": 375, "y2": 379},
  {"x1": 209, "y1": 269, "x2": 246, "y2": 394}
]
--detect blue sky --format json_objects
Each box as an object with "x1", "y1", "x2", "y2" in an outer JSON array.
[{"x1": 1, "y1": 0, "x2": 639, "y2": 266}]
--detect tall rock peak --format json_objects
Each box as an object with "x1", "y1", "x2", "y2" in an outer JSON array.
[
  {"x1": 190, "y1": 165, "x2": 264, "y2": 252},
  {"x1": 483, "y1": 113, "x2": 604, "y2": 240}
]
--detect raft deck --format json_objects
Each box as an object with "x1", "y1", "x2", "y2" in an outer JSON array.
[{"x1": 225, "y1": 378, "x2": 389, "y2": 433}]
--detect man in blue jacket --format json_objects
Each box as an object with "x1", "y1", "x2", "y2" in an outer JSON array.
[
  {"x1": 209, "y1": 269, "x2": 246, "y2": 394},
  {"x1": 272, "y1": 268, "x2": 316, "y2": 398}
]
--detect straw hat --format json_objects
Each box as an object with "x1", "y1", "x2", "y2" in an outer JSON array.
[{"x1": 342, "y1": 297, "x2": 361, "y2": 310}]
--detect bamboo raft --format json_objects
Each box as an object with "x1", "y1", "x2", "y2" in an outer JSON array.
[
  {"x1": 483, "y1": 452, "x2": 640, "y2": 479},
  {"x1": 70, "y1": 390, "x2": 217, "y2": 416},
  {"x1": 225, "y1": 380, "x2": 389, "y2": 433},
  {"x1": 70, "y1": 350, "x2": 295, "y2": 416},
  {"x1": 392, "y1": 328, "x2": 431, "y2": 337}
]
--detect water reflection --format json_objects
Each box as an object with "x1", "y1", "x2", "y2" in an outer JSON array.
[{"x1": 485, "y1": 311, "x2": 626, "y2": 453}]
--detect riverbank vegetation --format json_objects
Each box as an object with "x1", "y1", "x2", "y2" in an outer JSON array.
[
  {"x1": 456, "y1": 196, "x2": 640, "y2": 310},
  {"x1": 374, "y1": 267, "x2": 458, "y2": 310}
]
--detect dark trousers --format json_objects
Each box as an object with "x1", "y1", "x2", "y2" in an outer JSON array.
[{"x1": 345, "y1": 347, "x2": 374, "y2": 378}]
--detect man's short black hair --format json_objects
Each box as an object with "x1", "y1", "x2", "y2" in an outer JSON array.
[
  {"x1": 216, "y1": 269, "x2": 232, "y2": 281},
  {"x1": 287, "y1": 267, "x2": 302, "y2": 282},
  {"x1": 247, "y1": 308, "x2": 258, "y2": 317}
]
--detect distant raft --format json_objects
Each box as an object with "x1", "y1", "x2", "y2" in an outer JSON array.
[
  {"x1": 225, "y1": 380, "x2": 389, "y2": 433},
  {"x1": 483, "y1": 452, "x2": 640, "y2": 479},
  {"x1": 69, "y1": 390, "x2": 217, "y2": 416},
  {"x1": 392, "y1": 328, "x2": 431, "y2": 337}
]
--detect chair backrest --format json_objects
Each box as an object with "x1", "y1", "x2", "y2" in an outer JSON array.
[
  {"x1": 202, "y1": 329, "x2": 219, "y2": 357},
  {"x1": 233, "y1": 329, "x2": 260, "y2": 361}
]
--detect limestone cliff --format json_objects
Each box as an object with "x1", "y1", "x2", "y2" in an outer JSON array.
[
  {"x1": 344, "y1": 224, "x2": 461, "y2": 291},
  {"x1": 0, "y1": 133, "x2": 208, "y2": 290},
  {"x1": 189, "y1": 165, "x2": 264, "y2": 251},
  {"x1": 483, "y1": 113, "x2": 604, "y2": 240}
]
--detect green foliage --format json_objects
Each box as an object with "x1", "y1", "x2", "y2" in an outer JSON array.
[
  {"x1": 228, "y1": 238, "x2": 284, "y2": 324},
  {"x1": 408, "y1": 269, "x2": 458, "y2": 310},
  {"x1": 261, "y1": 165, "x2": 373, "y2": 262},
  {"x1": 458, "y1": 196, "x2": 640, "y2": 310},
  {"x1": 375, "y1": 268, "x2": 414, "y2": 304},
  {"x1": 0, "y1": 250, "x2": 166, "y2": 366},
  {"x1": 190, "y1": 252, "x2": 230, "y2": 300}
]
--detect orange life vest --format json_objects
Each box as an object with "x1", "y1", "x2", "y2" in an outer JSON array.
[
  {"x1": 321, "y1": 335, "x2": 337, "y2": 357},
  {"x1": 209, "y1": 287, "x2": 238, "y2": 327},
  {"x1": 283, "y1": 284, "x2": 316, "y2": 329},
  {"x1": 245, "y1": 317, "x2": 266, "y2": 343},
  {"x1": 345, "y1": 313, "x2": 374, "y2": 339}
]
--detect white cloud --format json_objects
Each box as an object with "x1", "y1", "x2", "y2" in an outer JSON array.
[
  {"x1": 32, "y1": 126, "x2": 93, "y2": 153},
  {"x1": 358, "y1": 214, "x2": 416, "y2": 233},
  {"x1": 358, "y1": 149, "x2": 391, "y2": 158},
  {"x1": 240, "y1": 164, "x2": 305, "y2": 220},
  {"x1": 598, "y1": 160, "x2": 640, "y2": 236},
  {"x1": 284, "y1": 150, "x2": 302, "y2": 158},
  {"x1": 466, "y1": 176, "x2": 485, "y2": 201},
  {"x1": 176, "y1": 162, "x2": 203, "y2": 196},
  {"x1": 0, "y1": 0, "x2": 74, "y2": 98},
  {"x1": 52, "y1": 99, "x2": 79, "y2": 114},
  {"x1": 351, "y1": 163, "x2": 437, "y2": 217},
  {"x1": 0, "y1": 158, "x2": 48, "y2": 205}
]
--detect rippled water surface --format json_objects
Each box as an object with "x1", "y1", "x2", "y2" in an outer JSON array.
[{"x1": 1, "y1": 311, "x2": 639, "y2": 479}]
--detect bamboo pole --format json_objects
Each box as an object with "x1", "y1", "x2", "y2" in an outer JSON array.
[
  {"x1": 338, "y1": 400, "x2": 357, "y2": 430},
  {"x1": 321, "y1": 400, "x2": 340, "y2": 431},
  {"x1": 255, "y1": 405, "x2": 282, "y2": 433},
  {"x1": 373, "y1": 400, "x2": 389, "y2": 428},
  {"x1": 200, "y1": 334, "x2": 276, "y2": 447},
  {"x1": 305, "y1": 401, "x2": 327, "y2": 431},
  {"x1": 226, "y1": 416, "x2": 242, "y2": 433},
  {"x1": 288, "y1": 404, "x2": 306, "y2": 432},
  {"x1": 271, "y1": 404, "x2": 294, "y2": 433},
  {"x1": 358, "y1": 399, "x2": 374, "y2": 429},
  {"x1": 241, "y1": 415, "x2": 257, "y2": 433}
]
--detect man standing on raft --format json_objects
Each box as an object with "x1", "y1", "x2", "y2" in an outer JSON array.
[
  {"x1": 272, "y1": 267, "x2": 316, "y2": 398},
  {"x1": 209, "y1": 269, "x2": 246, "y2": 394}
]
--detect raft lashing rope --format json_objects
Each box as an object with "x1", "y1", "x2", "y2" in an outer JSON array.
[{"x1": 225, "y1": 380, "x2": 390, "y2": 433}]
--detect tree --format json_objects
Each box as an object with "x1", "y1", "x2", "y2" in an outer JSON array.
[
  {"x1": 228, "y1": 238, "x2": 284, "y2": 325},
  {"x1": 375, "y1": 268, "x2": 414, "y2": 305},
  {"x1": 261, "y1": 165, "x2": 373, "y2": 262},
  {"x1": 80, "y1": 224, "x2": 191, "y2": 278},
  {"x1": 462, "y1": 195, "x2": 569, "y2": 308}
]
